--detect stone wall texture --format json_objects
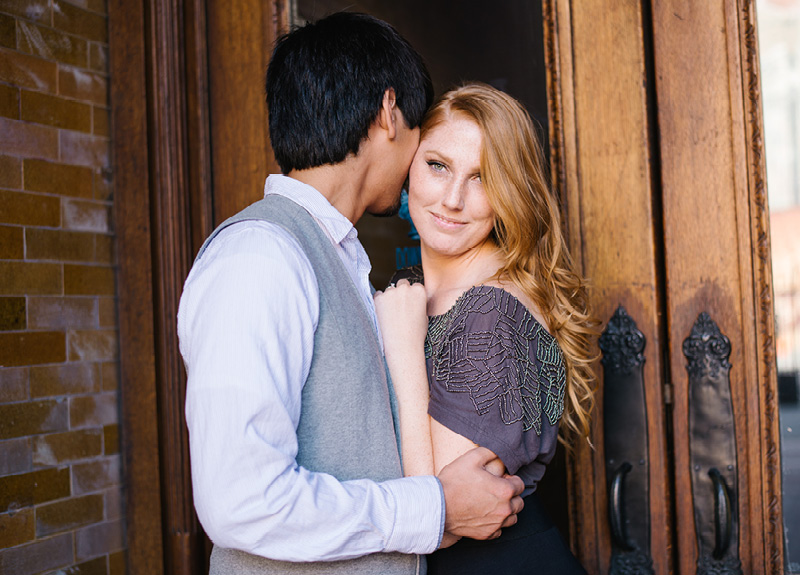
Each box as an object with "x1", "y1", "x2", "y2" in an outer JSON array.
[{"x1": 0, "y1": 1, "x2": 125, "y2": 573}]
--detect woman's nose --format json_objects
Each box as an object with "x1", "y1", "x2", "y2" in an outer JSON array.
[{"x1": 442, "y1": 181, "x2": 465, "y2": 211}]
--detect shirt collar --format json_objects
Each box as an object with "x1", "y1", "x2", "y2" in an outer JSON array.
[{"x1": 263, "y1": 174, "x2": 357, "y2": 245}]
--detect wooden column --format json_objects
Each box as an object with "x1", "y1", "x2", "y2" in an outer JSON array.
[
  {"x1": 109, "y1": 0, "x2": 165, "y2": 572},
  {"x1": 207, "y1": 0, "x2": 288, "y2": 224}
]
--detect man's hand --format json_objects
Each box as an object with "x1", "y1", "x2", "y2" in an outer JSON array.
[{"x1": 438, "y1": 446, "x2": 525, "y2": 542}]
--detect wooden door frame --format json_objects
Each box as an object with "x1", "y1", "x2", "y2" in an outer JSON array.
[
  {"x1": 542, "y1": 0, "x2": 783, "y2": 572},
  {"x1": 108, "y1": 1, "x2": 288, "y2": 573}
]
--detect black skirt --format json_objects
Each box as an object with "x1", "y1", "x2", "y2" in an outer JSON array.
[{"x1": 427, "y1": 493, "x2": 587, "y2": 575}]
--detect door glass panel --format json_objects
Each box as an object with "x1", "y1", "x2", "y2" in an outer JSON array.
[{"x1": 758, "y1": 1, "x2": 800, "y2": 572}]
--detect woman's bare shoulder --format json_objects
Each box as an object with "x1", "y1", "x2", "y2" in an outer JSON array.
[{"x1": 483, "y1": 278, "x2": 551, "y2": 334}]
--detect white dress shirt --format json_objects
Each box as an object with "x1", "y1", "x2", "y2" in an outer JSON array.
[{"x1": 179, "y1": 174, "x2": 443, "y2": 561}]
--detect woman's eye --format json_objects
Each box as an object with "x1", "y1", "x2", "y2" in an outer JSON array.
[{"x1": 428, "y1": 161, "x2": 445, "y2": 172}]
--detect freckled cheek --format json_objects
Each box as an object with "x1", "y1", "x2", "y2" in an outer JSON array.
[{"x1": 408, "y1": 170, "x2": 435, "y2": 211}]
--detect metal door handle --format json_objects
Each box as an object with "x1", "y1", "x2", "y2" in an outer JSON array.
[
  {"x1": 609, "y1": 462, "x2": 634, "y2": 551},
  {"x1": 709, "y1": 468, "x2": 732, "y2": 559}
]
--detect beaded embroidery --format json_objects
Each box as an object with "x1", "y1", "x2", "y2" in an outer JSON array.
[{"x1": 423, "y1": 283, "x2": 566, "y2": 436}]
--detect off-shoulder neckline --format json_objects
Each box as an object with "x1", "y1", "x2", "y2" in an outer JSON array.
[{"x1": 429, "y1": 284, "x2": 552, "y2": 336}]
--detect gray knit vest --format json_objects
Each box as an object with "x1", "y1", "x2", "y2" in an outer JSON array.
[{"x1": 194, "y1": 195, "x2": 422, "y2": 575}]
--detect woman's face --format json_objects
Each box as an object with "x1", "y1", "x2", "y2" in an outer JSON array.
[{"x1": 408, "y1": 114, "x2": 495, "y2": 259}]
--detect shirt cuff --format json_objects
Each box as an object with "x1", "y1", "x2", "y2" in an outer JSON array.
[{"x1": 381, "y1": 475, "x2": 444, "y2": 554}]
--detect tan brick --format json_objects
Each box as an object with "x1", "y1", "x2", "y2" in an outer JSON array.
[
  {"x1": 102, "y1": 424, "x2": 117, "y2": 455},
  {"x1": 0, "y1": 81, "x2": 19, "y2": 119},
  {"x1": 45, "y1": 556, "x2": 109, "y2": 575},
  {"x1": 18, "y1": 20, "x2": 89, "y2": 68},
  {"x1": 63, "y1": 198, "x2": 110, "y2": 232},
  {"x1": 76, "y1": 518, "x2": 122, "y2": 561},
  {"x1": 30, "y1": 362, "x2": 100, "y2": 396},
  {"x1": 0, "y1": 155, "x2": 22, "y2": 188},
  {"x1": 0, "y1": 189, "x2": 60, "y2": 227},
  {"x1": 92, "y1": 105, "x2": 108, "y2": 136},
  {"x1": 70, "y1": 392, "x2": 117, "y2": 428},
  {"x1": 100, "y1": 361, "x2": 116, "y2": 391},
  {"x1": 0, "y1": 46, "x2": 58, "y2": 93},
  {"x1": 109, "y1": 551, "x2": 125, "y2": 575},
  {"x1": 25, "y1": 228, "x2": 95, "y2": 262},
  {"x1": 33, "y1": 429, "x2": 102, "y2": 465},
  {"x1": 64, "y1": 264, "x2": 114, "y2": 295},
  {"x1": 0, "y1": 397, "x2": 68, "y2": 440},
  {"x1": 0, "y1": 437, "x2": 31, "y2": 475},
  {"x1": 0, "y1": 367, "x2": 28, "y2": 402},
  {"x1": 36, "y1": 493, "x2": 104, "y2": 536},
  {"x1": 31, "y1": 228, "x2": 95, "y2": 263},
  {"x1": 0, "y1": 261, "x2": 62, "y2": 295},
  {"x1": 0, "y1": 331, "x2": 66, "y2": 367},
  {"x1": 88, "y1": 42, "x2": 107, "y2": 73},
  {"x1": 28, "y1": 295, "x2": 98, "y2": 329},
  {"x1": 0, "y1": 225, "x2": 24, "y2": 258},
  {"x1": 0, "y1": 467, "x2": 71, "y2": 512},
  {"x1": 0, "y1": 1, "x2": 51, "y2": 23},
  {"x1": 94, "y1": 233, "x2": 114, "y2": 264},
  {"x1": 72, "y1": 456, "x2": 119, "y2": 495},
  {"x1": 54, "y1": 2, "x2": 108, "y2": 43},
  {"x1": 0, "y1": 117, "x2": 59, "y2": 159},
  {"x1": 60, "y1": 131, "x2": 110, "y2": 168},
  {"x1": 21, "y1": 90, "x2": 92, "y2": 132},
  {"x1": 104, "y1": 486, "x2": 121, "y2": 520},
  {"x1": 98, "y1": 296, "x2": 115, "y2": 327},
  {"x1": 93, "y1": 168, "x2": 111, "y2": 200},
  {"x1": 69, "y1": 329, "x2": 116, "y2": 362},
  {"x1": 0, "y1": 14, "x2": 15, "y2": 50},
  {"x1": 0, "y1": 532, "x2": 72, "y2": 574},
  {"x1": 0, "y1": 508, "x2": 35, "y2": 548},
  {"x1": 0, "y1": 296, "x2": 25, "y2": 330},
  {"x1": 58, "y1": 65, "x2": 107, "y2": 106},
  {"x1": 24, "y1": 158, "x2": 94, "y2": 197}
]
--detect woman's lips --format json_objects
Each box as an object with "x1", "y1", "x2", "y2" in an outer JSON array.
[{"x1": 431, "y1": 212, "x2": 465, "y2": 228}]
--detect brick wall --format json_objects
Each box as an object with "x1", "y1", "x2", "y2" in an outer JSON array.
[{"x1": 0, "y1": 1, "x2": 124, "y2": 574}]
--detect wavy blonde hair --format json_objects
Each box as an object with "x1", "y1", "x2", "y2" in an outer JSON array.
[{"x1": 420, "y1": 83, "x2": 598, "y2": 443}]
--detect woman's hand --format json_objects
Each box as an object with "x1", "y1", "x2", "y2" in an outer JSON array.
[{"x1": 374, "y1": 279, "x2": 428, "y2": 357}]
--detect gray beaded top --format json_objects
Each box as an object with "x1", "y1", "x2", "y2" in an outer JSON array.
[{"x1": 393, "y1": 266, "x2": 566, "y2": 477}]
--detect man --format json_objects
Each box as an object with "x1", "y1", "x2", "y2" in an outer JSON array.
[{"x1": 178, "y1": 13, "x2": 524, "y2": 574}]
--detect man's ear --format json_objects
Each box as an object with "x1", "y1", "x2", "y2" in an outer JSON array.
[{"x1": 377, "y1": 88, "x2": 398, "y2": 140}]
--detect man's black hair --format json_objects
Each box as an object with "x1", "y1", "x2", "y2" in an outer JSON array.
[{"x1": 266, "y1": 12, "x2": 433, "y2": 174}]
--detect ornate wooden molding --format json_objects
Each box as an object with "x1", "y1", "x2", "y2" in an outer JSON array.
[
  {"x1": 146, "y1": 0, "x2": 211, "y2": 572},
  {"x1": 540, "y1": 0, "x2": 588, "y2": 562},
  {"x1": 738, "y1": 1, "x2": 783, "y2": 573}
]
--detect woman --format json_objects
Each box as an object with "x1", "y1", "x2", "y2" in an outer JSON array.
[{"x1": 374, "y1": 83, "x2": 595, "y2": 574}]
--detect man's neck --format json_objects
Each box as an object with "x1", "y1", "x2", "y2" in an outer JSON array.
[{"x1": 288, "y1": 159, "x2": 368, "y2": 225}]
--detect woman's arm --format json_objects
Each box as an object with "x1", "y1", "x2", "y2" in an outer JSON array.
[
  {"x1": 374, "y1": 280, "x2": 435, "y2": 476},
  {"x1": 374, "y1": 281, "x2": 505, "y2": 479},
  {"x1": 431, "y1": 420, "x2": 506, "y2": 477}
]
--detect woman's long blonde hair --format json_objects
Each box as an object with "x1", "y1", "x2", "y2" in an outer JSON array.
[{"x1": 420, "y1": 83, "x2": 597, "y2": 443}]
